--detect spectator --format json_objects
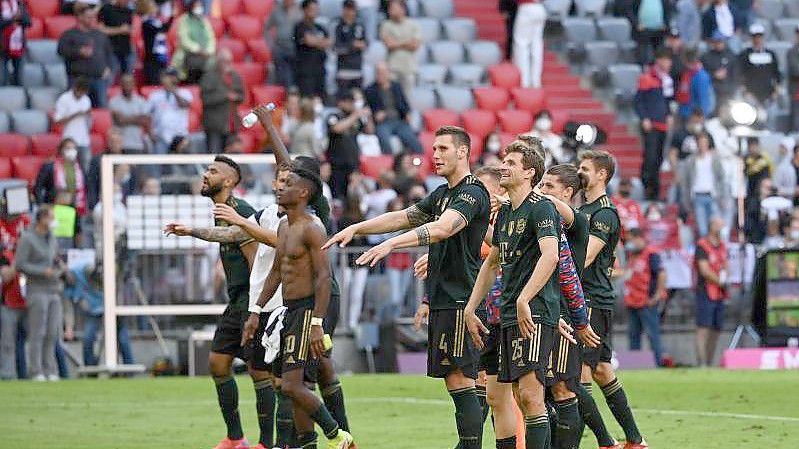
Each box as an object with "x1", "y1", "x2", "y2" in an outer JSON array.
[
  {"x1": 776, "y1": 143, "x2": 799, "y2": 205},
  {"x1": 0, "y1": 0, "x2": 30, "y2": 86},
  {"x1": 615, "y1": 0, "x2": 670, "y2": 65},
  {"x1": 356, "y1": 0, "x2": 379, "y2": 43},
  {"x1": 529, "y1": 109, "x2": 568, "y2": 165},
  {"x1": 380, "y1": 0, "x2": 420, "y2": 96},
  {"x1": 675, "y1": 0, "x2": 702, "y2": 47},
  {"x1": 61, "y1": 0, "x2": 99, "y2": 15},
  {"x1": 744, "y1": 137, "x2": 774, "y2": 213},
  {"x1": 365, "y1": 62, "x2": 422, "y2": 155},
  {"x1": 87, "y1": 127, "x2": 130, "y2": 211},
  {"x1": 499, "y1": 0, "x2": 517, "y2": 60},
  {"x1": 109, "y1": 74, "x2": 149, "y2": 154},
  {"x1": 138, "y1": 176, "x2": 162, "y2": 195},
  {"x1": 612, "y1": 177, "x2": 645, "y2": 236},
  {"x1": 784, "y1": 217, "x2": 799, "y2": 247},
  {"x1": 294, "y1": 0, "x2": 331, "y2": 99},
  {"x1": 148, "y1": 67, "x2": 193, "y2": 155},
  {"x1": 14, "y1": 206, "x2": 65, "y2": 381},
  {"x1": 382, "y1": 197, "x2": 414, "y2": 319},
  {"x1": 139, "y1": 0, "x2": 172, "y2": 85},
  {"x1": 694, "y1": 216, "x2": 728, "y2": 367},
  {"x1": 200, "y1": 48, "x2": 244, "y2": 153},
  {"x1": 731, "y1": 0, "x2": 753, "y2": 27},
  {"x1": 289, "y1": 97, "x2": 323, "y2": 158},
  {"x1": 319, "y1": 160, "x2": 334, "y2": 203},
  {"x1": 172, "y1": 0, "x2": 216, "y2": 83},
  {"x1": 676, "y1": 48, "x2": 715, "y2": 120},
  {"x1": 364, "y1": 171, "x2": 398, "y2": 243},
  {"x1": 702, "y1": 0, "x2": 743, "y2": 41},
  {"x1": 53, "y1": 77, "x2": 92, "y2": 168},
  {"x1": 682, "y1": 132, "x2": 726, "y2": 237},
  {"x1": 635, "y1": 47, "x2": 673, "y2": 201},
  {"x1": 392, "y1": 152, "x2": 422, "y2": 195},
  {"x1": 701, "y1": 31, "x2": 737, "y2": 115},
  {"x1": 334, "y1": 0, "x2": 367, "y2": 92},
  {"x1": 484, "y1": 131, "x2": 503, "y2": 157},
  {"x1": 338, "y1": 195, "x2": 369, "y2": 329},
  {"x1": 665, "y1": 28, "x2": 685, "y2": 88},
  {"x1": 57, "y1": 3, "x2": 114, "y2": 107},
  {"x1": 326, "y1": 90, "x2": 371, "y2": 198},
  {"x1": 739, "y1": 23, "x2": 782, "y2": 107},
  {"x1": 669, "y1": 107, "x2": 707, "y2": 170},
  {"x1": 0, "y1": 210, "x2": 29, "y2": 380},
  {"x1": 623, "y1": 228, "x2": 666, "y2": 367},
  {"x1": 280, "y1": 89, "x2": 302, "y2": 144},
  {"x1": 788, "y1": 26, "x2": 799, "y2": 130},
  {"x1": 98, "y1": 0, "x2": 134, "y2": 75},
  {"x1": 34, "y1": 138, "x2": 89, "y2": 217},
  {"x1": 264, "y1": 0, "x2": 302, "y2": 88},
  {"x1": 513, "y1": 0, "x2": 547, "y2": 88}
]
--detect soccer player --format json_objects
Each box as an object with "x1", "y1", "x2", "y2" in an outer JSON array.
[
  {"x1": 324, "y1": 126, "x2": 490, "y2": 449},
  {"x1": 163, "y1": 155, "x2": 263, "y2": 449},
  {"x1": 465, "y1": 139, "x2": 561, "y2": 449},
  {"x1": 244, "y1": 166, "x2": 354, "y2": 449},
  {"x1": 578, "y1": 150, "x2": 648, "y2": 449}
]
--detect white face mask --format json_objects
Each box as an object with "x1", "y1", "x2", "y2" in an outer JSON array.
[
  {"x1": 314, "y1": 103, "x2": 324, "y2": 115},
  {"x1": 354, "y1": 99, "x2": 364, "y2": 110},
  {"x1": 689, "y1": 123, "x2": 704, "y2": 135},
  {"x1": 648, "y1": 212, "x2": 662, "y2": 221},
  {"x1": 536, "y1": 117, "x2": 552, "y2": 132},
  {"x1": 63, "y1": 148, "x2": 78, "y2": 162},
  {"x1": 192, "y1": 6, "x2": 204, "y2": 15},
  {"x1": 48, "y1": 220, "x2": 58, "y2": 232},
  {"x1": 487, "y1": 140, "x2": 501, "y2": 153}
]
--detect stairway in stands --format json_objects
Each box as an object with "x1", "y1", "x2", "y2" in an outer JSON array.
[{"x1": 454, "y1": 0, "x2": 644, "y2": 178}]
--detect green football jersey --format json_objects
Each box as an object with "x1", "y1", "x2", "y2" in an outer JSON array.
[
  {"x1": 414, "y1": 174, "x2": 490, "y2": 310},
  {"x1": 216, "y1": 196, "x2": 256, "y2": 310},
  {"x1": 493, "y1": 192, "x2": 561, "y2": 327},
  {"x1": 560, "y1": 207, "x2": 590, "y2": 322},
  {"x1": 578, "y1": 194, "x2": 621, "y2": 310}
]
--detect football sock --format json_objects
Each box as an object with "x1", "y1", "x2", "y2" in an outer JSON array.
[
  {"x1": 555, "y1": 397, "x2": 583, "y2": 449},
  {"x1": 546, "y1": 400, "x2": 558, "y2": 449},
  {"x1": 213, "y1": 375, "x2": 244, "y2": 440},
  {"x1": 601, "y1": 378, "x2": 642, "y2": 444},
  {"x1": 321, "y1": 380, "x2": 350, "y2": 432},
  {"x1": 297, "y1": 431, "x2": 318, "y2": 449},
  {"x1": 476, "y1": 384, "x2": 490, "y2": 428},
  {"x1": 450, "y1": 387, "x2": 483, "y2": 449},
  {"x1": 576, "y1": 382, "x2": 616, "y2": 447},
  {"x1": 310, "y1": 403, "x2": 340, "y2": 439},
  {"x1": 496, "y1": 436, "x2": 517, "y2": 449},
  {"x1": 275, "y1": 386, "x2": 297, "y2": 448},
  {"x1": 524, "y1": 413, "x2": 551, "y2": 449},
  {"x1": 253, "y1": 378, "x2": 275, "y2": 447}
]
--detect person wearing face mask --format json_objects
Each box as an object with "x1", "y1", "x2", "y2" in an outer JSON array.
[
  {"x1": 611, "y1": 177, "x2": 644, "y2": 239},
  {"x1": 34, "y1": 138, "x2": 89, "y2": 218},
  {"x1": 529, "y1": 109, "x2": 567, "y2": 166},
  {"x1": 171, "y1": 0, "x2": 216, "y2": 83},
  {"x1": 53, "y1": 77, "x2": 92, "y2": 169},
  {"x1": 680, "y1": 132, "x2": 726, "y2": 237},
  {"x1": 14, "y1": 206, "x2": 66, "y2": 381}
]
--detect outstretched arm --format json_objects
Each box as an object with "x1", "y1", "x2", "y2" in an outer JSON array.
[
  {"x1": 322, "y1": 205, "x2": 426, "y2": 249},
  {"x1": 214, "y1": 204, "x2": 279, "y2": 247},
  {"x1": 543, "y1": 195, "x2": 575, "y2": 227},
  {"x1": 163, "y1": 223, "x2": 250, "y2": 243}
]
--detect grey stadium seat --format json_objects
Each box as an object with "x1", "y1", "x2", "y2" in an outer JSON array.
[
  {"x1": 543, "y1": 0, "x2": 572, "y2": 22},
  {"x1": 766, "y1": 41, "x2": 791, "y2": 75},
  {"x1": 597, "y1": 17, "x2": 637, "y2": 60},
  {"x1": 436, "y1": 86, "x2": 473, "y2": 113},
  {"x1": 774, "y1": 18, "x2": 799, "y2": 42},
  {"x1": 449, "y1": 63, "x2": 485, "y2": 87},
  {"x1": 0, "y1": 86, "x2": 27, "y2": 113},
  {"x1": 0, "y1": 111, "x2": 9, "y2": 133},
  {"x1": 318, "y1": 0, "x2": 341, "y2": 18},
  {"x1": 26, "y1": 40, "x2": 61, "y2": 65},
  {"x1": 20, "y1": 63, "x2": 45, "y2": 88},
  {"x1": 417, "y1": 64, "x2": 448, "y2": 86},
  {"x1": 609, "y1": 64, "x2": 642, "y2": 108},
  {"x1": 562, "y1": 17, "x2": 597, "y2": 64},
  {"x1": 757, "y1": 0, "x2": 785, "y2": 22},
  {"x1": 415, "y1": 17, "x2": 441, "y2": 43},
  {"x1": 442, "y1": 18, "x2": 477, "y2": 43},
  {"x1": 429, "y1": 40, "x2": 464, "y2": 67},
  {"x1": 420, "y1": 0, "x2": 453, "y2": 19},
  {"x1": 416, "y1": 44, "x2": 429, "y2": 65},
  {"x1": 585, "y1": 41, "x2": 619, "y2": 85},
  {"x1": 44, "y1": 63, "x2": 69, "y2": 91},
  {"x1": 408, "y1": 86, "x2": 438, "y2": 112},
  {"x1": 575, "y1": 0, "x2": 607, "y2": 17},
  {"x1": 466, "y1": 40, "x2": 503, "y2": 67},
  {"x1": 27, "y1": 87, "x2": 60, "y2": 111},
  {"x1": 364, "y1": 41, "x2": 387, "y2": 65},
  {"x1": 788, "y1": 1, "x2": 799, "y2": 18},
  {"x1": 11, "y1": 109, "x2": 49, "y2": 135}
]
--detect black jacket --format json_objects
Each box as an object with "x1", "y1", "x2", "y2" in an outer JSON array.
[
  {"x1": 702, "y1": 3, "x2": 744, "y2": 40},
  {"x1": 364, "y1": 81, "x2": 411, "y2": 120},
  {"x1": 57, "y1": 27, "x2": 114, "y2": 79}
]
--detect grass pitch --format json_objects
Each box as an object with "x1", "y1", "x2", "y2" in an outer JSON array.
[{"x1": 2, "y1": 369, "x2": 798, "y2": 449}]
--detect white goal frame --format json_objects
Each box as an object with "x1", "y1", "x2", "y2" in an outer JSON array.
[{"x1": 101, "y1": 153, "x2": 276, "y2": 369}]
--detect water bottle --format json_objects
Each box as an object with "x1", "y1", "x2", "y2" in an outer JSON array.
[{"x1": 242, "y1": 102, "x2": 276, "y2": 129}]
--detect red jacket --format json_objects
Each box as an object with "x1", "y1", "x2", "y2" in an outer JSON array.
[
  {"x1": 696, "y1": 238, "x2": 727, "y2": 301},
  {"x1": 624, "y1": 247, "x2": 662, "y2": 309}
]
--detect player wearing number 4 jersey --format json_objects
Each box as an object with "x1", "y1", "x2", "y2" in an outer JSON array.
[{"x1": 325, "y1": 126, "x2": 491, "y2": 449}]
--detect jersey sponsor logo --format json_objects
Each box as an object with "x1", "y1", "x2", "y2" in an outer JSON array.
[
  {"x1": 516, "y1": 218, "x2": 527, "y2": 234},
  {"x1": 537, "y1": 218, "x2": 554, "y2": 230},
  {"x1": 458, "y1": 192, "x2": 476, "y2": 205},
  {"x1": 593, "y1": 220, "x2": 611, "y2": 233}
]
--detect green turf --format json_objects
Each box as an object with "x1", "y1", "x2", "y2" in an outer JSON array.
[{"x1": 2, "y1": 369, "x2": 798, "y2": 448}]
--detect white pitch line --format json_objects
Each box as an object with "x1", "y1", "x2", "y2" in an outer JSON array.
[{"x1": 635, "y1": 408, "x2": 799, "y2": 423}]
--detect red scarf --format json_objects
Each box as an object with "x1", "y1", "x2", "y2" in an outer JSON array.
[
  {"x1": 54, "y1": 158, "x2": 87, "y2": 216},
  {"x1": 676, "y1": 62, "x2": 701, "y2": 105}
]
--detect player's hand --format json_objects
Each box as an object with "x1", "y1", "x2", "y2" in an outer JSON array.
[
  {"x1": 517, "y1": 299, "x2": 536, "y2": 339},
  {"x1": 576, "y1": 324, "x2": 601, "y2": 348},
  {"x1": 414, "y1": 303, "x2": 429, "y2": 331},
  {"x1": 322, "y1": 226, "x2": 358, "y2": 250},
  {"x1": 309, "y1": 324, "x2": 325, "y2": 359},
  {"x1": 355, "y1": 241, "x2": 393, "y2": 267},
  {"x1": 163, "y1": 223, "x2": 192, "y2": 237},
  {"x1": 413, "y1": 253, "x2": 429, "y2": 280},
  {"x1": 240, "y1": 313, "x2": 259, "y2": 347},
  {"x1": 465, "y1": 309, "x2": 489, "y2": 350},
  {"x1": 557, "y1": 318, "x2": 578, "y2": 345},
  {"x1": 253, "y1": 103, "x2": 276, "y2": 126},
  {"x1": 490, "y1": 193, "x2": 506, "y2": 216},
  {"x1": 213, "y1": 204, "x2": 245, "y2": 225}
]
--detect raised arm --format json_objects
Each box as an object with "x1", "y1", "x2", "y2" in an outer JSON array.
[
  {"x1": 163, "y1": 222, "x2": 250, "y2": 243},
  {"x1": 306, "y1": 222, "x2": 332, "y2": 359},
  {"x1": 253, "y1": 104, "x2": 291, "y2": 168},
  {"x1": 322, "y1": 205, "x2": 423, "y2": 249},
  {"x1": 214, "y1": 204, "x2": 279, "y2": 247}
]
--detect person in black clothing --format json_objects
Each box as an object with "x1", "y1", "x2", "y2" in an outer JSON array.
[
  {"x1": 334, "y1": 0, "x2": 366, "y2": 92},
  {"x1": 0, "y1": 0, "x2": 30, "y2": 86},
  {"x1": 614, "y1": 0, "x2": 670, "y2": 65},
  {"x1": 326, "y1": 90, "x2": 373, "y2": 199},
  {"x1": 665, "y1": 28, "x2": 684, "y2": 89},
  {"x1": 294, "y1": 0, "x2": 331, "y2": 99},
  {"x1": 498, "y1": 0, "x2": 517, "y2": 60},
  {"x1": 98, "y1": 0, "x2": 134, "y2": 75},
  {"x1": 86, "y1": 127, "x2": 129, "y2": 211},
  {"x1": 739, "y1": 23, "x2": 782, "y2": 106},
  {"x1": 139, "y1": 0, "x2": 172, "y2": 85},
  {"x1": 701, "y1": 30, "x2": 737, "y2": 114},
  {"x1": 364, "y1": 62, "x2": 423, "y2": 155}
]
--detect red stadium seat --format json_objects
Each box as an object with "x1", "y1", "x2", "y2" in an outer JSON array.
[
  {"x1": 30, "y1": 133, "x2": 62, "y2": 158},
  {"x1": 461, "y1": 109, "x2": 497, "y2": 139},
  {"x1": 472, "y1": 87, "x2": 509, "y2": 112},
  {"x1": 499, "y1": 132, "x2": 516, "y2": 150},
  {"x1": 497, "y1": 110, "x2": 533, "y2": 134},
  {"x1": 90, "y1": 133, "x2": 105, "y2": 155},
  {"x1": 218, "y1": 37, "x2": 247, "y2": 63},
  {"x1": 45, "y1": 15, "x2": 76, "y2": 39},
  {"x1": 219, "y1": 0, "x2": 243, "y2": 16},
  {"x1": 419, "y1": 131, "x2": 436, "y2": 158},
  {"x1": 488, "y1": 63, "x2": 521, "y2": 89},
  {"x1": 209, "y1": 17, "x2": 226, "y2": 38},
  {"x1": 0, "y1": 134, "x2": 30, "y2": 157},
  {"x1": 91, "y1": 109, "x2": 113, "y2": 134},
  {"x1": 423, "y1": 109, "x2": 459, "y2": 132},
  {"x1": 468, "y1": 132, "x2": 483, "y2": 164},
  {"x1": 131, "y1": 15, "x2": 142, "y2": 45},
  {"x1": 510, "y1": 88, "x2": 547, "y2": 115},
  {"x1": 550, "y1": 109, "x2": 569, "y2": 133},
  {"x1": 247, "y1": 39, "x2": 272, "y2": 64},
  {"x1": 27, "y1": 18, "x2": 44, "y2": 40},
  {"x1": 12, "y1": 156, "x2": 46, "y2": 187},
  {"x1": 227, "y1": 15, "x2": 262, "y2": 41},
  {"x1": 251, "y1": 85, "x2": 286, "y2": 107},
  {"x1": 244, "y1": 0, "x2": 274, "y2": 19},
  {"x1": 29, "y1": 0, "x2": 59, "y2": 19},
  {"x1": 189, "y1": 109, "x2": 201, "y2": 132},
  {"x1": 360, "y1": 155, "x2": 394, "y2": 180},
  {"x1": 237, "y1": 132, "x2": 257, "y2": 153},
  {"x1": 107, "y1": 86, "x2": 123, "y2": 100},
  {"x1": 234, "y1": 62, "x2": 266, "y2": 88},
  {"x1": 0, "y1": 157, "x2": 11, "y2": 178}
]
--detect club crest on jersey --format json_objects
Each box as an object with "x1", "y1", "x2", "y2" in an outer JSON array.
[
  {"x1": 537, "y1": 218, "x2": 554, "y2": 230},
  {"x1": 516, "y1": 218, "x2": 527, "y2": 234}
]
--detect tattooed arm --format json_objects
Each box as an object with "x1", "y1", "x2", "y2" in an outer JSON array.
[
  {"x1": 322, "y1": 205, "x2": 431, "y2": 249},
  {"x1": 164, "y1": 222, "x2": 251, "y2": 243}
]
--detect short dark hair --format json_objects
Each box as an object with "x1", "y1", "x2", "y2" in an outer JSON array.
[
  {"x1": 435, "y1": 125, "x2": 471, "y2": 153},
  {"x1": 513, "y1": 135, "x2": 546, "y2": 185},
  {"x1": 58, "y1": 137, "x2": 76, "y2": 154},
  {"x1": 473, "y1": 165, "x2": 502, "y2": 183},
  {"x1": 301, "y1": 0, "x2": 318, "y2": 9},
  {"x1": 73, "y1": 76, "x2": 90, "y2": 92},
  {"x1": 214, "y1": 155, "x2": 242, "y2": 185},
  {"x1": 691, "y1": 106, "x2": 705, "y2": 118},
  {"x1": 546, "y1": 164, "x2": 586, "y2": 198},
  {"x1": 293, "y1": 155, "x2": 321, "y2": 176},
  {"x1": 682, "y1": 47, "x2": 699, "y2": 64},
  {"x1": 505, "y1": 138, "x2": 545, "y2": 186},
  {"x1": 654, "y1": 47, "x2": 672, "y2": 60},
  {"x1": 35, "y1": 204, "x2": 52, "y2": 222},
  {"x1": 579, "y1": 149, "x2": 616, "y2": 184},
  {"x1": 291, "y1": 166, "x2": 323, "y2": 201}
]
